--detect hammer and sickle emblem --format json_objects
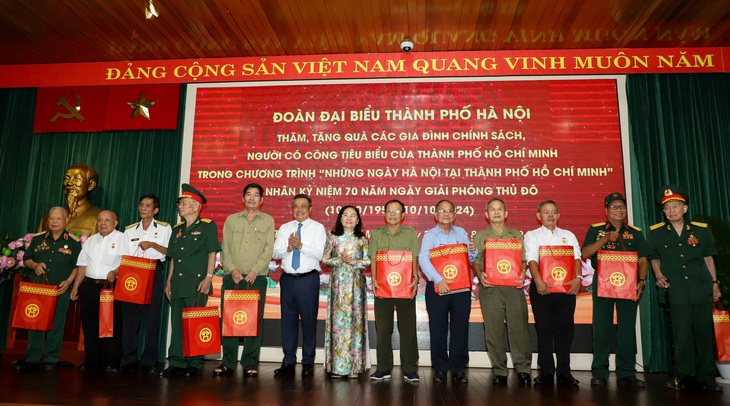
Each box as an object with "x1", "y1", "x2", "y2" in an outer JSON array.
[
  {"x1": 609, "y1": 272, "x2": 626, "y2": 287},
  {"x1": 551, "y1": 267, "x2": 567, "y2": 281},
  {"x1": 25, "y1": 304, "x2": 40, "y2": 318},
  {"x1": 496, "y1": 260, "x2": 512, "y2": 274},
  {"x1": 50, "y1": 92, "x2": 85, "y2": 123},
  {"x1": 233, "y1": 310, "x2": 247, "y2": 325},
  {"x1": 443, "y1": 265, "x2": 458, "y2": 279},
  {"x1": 387, "y1": 272, "x2": 402, "y2": 286},
  {"x1": 124, "y1": 277, "x2": 138, "y2": 291},
  {"x1": 199, "y1": 327, "x2": 212, "y2": 343}
]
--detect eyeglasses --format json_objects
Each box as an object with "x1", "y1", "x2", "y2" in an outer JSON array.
[
  {"x1": 608, "y1": 204, "x2": 626, "y2": 210},
  {"x1": 437, "y1": 209, "x2": 455, "y2": 214},
  {"x1": 386, "y1": 209, "x2": 402, "y2": 214}
]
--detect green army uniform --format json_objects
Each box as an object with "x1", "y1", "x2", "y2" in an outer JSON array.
[
  {"x1": 23, "y1": 231, "x2": 81, "y2": 364},
  {"x1": 167, "y1": 216, "x2": 221, "y2": 369},
  {"x1": 583, "y1": 221, "x2": 649, "y2": 380},
  {"x1": 648, "y1": 220, "x2": 717, "y2": 384},
  {"x1": 219, "y1": 210, "x2": 274, "y2": 370},
  {"x1": 472, "y1": 225, "x2": 531, "y2": 377},
  {"x1": 369, "y1": 225, "x2": 420, "y2": 374}
]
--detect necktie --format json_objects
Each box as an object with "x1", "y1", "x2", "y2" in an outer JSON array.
[{"x1": 292, "y1": 222, "x2": 302, "y2": 270}]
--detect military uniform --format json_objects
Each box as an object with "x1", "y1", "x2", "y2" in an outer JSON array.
[
  {"x1": 648, "y1": 219, "x2": 717, "y2": 384},
  {"x1": 369, "y1": 225, "x2": 421, "y2": 375},
  {"x1": 22, "y1": 231, "x2": 81, "y2": 364},
  {"x1": 166, "y1": 215, "x2": 221, "y2": 369},
  {"x1": 472, "y1": 225, "x2": 531, "y2": 378},
  {"x1": 583, "y1": 221, "x2": 649, "y2": 380}
]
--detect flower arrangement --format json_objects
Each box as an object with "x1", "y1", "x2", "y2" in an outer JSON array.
[{"x1": 0, "y1": 233, "x2": 33, "y2": 284}]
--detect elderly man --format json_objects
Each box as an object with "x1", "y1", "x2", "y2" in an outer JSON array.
[
  {"x1": 369, "y1": 199, "x2": 420, "y2": 383},
  {"x1": 524, "y1": 200, "x2": 582, "y2": 385},
  {"x1": 160, "y1": 184, "x2": 220, "y2": 378},
  {"x1": 38, "y1": 164, "x2": 102, "y2": 236},
  {"x1": 649, "y1": 185, "x2": 722, "y2": 392},
  {"x1": 582, "y1": 192, "x2": 649, "y2": 387},
  {"x1": 472, "y1": 198, "x2": 532, "y2": 385},
  {"x1": 272, "y1": 194, "x2": 326, "y2": 377},
  {"x1": 418, "y1": 199, "x2": 477, "y2": 384},
  {"x1": 70, "y1": 210, "x2": 125, "y2": 372},
  {"x1": 16, "y1": 207, "x2": 81, "y2": 372},
  {"x1": 214, "y1": 183, "x2": 274, "y2": 378},
  {"x1": 119, "y1": 194, "x2": 171, "y2": 374}
]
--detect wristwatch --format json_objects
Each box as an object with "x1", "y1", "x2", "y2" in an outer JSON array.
[
  {"x1": 637, "y1": 278, "x2": 646, "y2": 284},
  {"x1": 576, "y1": 275, "x2": 584, "y2": 281},
  {"x1": 713, "y1": 280, "x2": 720, "y2": 285}
]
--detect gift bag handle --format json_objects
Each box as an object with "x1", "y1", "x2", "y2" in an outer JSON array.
[
  {"x1": 715, "y1": 301, "x2": 726, "y2": 311},
  {"x1": 387, "y1": 253, "x2": 404, "y2": 267},
  {"x1": 102, "y1": 280, "x2": 113, "y2": 290},
  {"x1": 192, "y1": 292, "x2": 208, "y2": 307},
  {"x1": 233, "y1": 281, "x2": 252, "y2": 290},
  {"x1": 545, "y1": 245, "x2": 573, "y2": 260},
  {"x1": 32, "y1": 273, "x2": 51, "y2": 285}
]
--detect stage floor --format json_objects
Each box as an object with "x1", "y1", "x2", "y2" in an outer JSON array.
[{"x1": 0, "y1": 360, "x2": 727, "y2": 405}]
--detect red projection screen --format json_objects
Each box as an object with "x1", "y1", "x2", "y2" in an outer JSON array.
[{"x1": 182, "y1": 77, "x2": 631, "y2": 326}]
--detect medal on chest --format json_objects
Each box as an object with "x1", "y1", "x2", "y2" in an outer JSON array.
[{"x1": 687, "y1": 232, "x2": 699, "y2": 246}]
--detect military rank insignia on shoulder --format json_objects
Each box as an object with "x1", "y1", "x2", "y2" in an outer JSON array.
[
  {"x1": 157, "y1": 221, "x2": 169, "y2": 226},
  {"x1": 627, "y1": 224, "x2": 642, "y2": 232},
  {"x1": 649, "y1": 222, "x2": 666, "y2": 231},
  {"x1": 125, "y1": 222, "x2": 139, "y2": 229},
  {"x1": 591, "y1": 222, "x2": 606, "y2": 228},
  {"x1": 200, "y1": 218, "x2": 212, "y2": 223},
  {"x1": 174, "y1": 222, "x2": 185, "y2": 228},
  {"x1": 68, "y1": 233, "x2": 81, "y2": 242},
  {"x1": 690, "y1": 221, "x2": 708, "y2": 228},
  {"x1": 33, "y1": 231, "x2": 46, "y2": 237}
]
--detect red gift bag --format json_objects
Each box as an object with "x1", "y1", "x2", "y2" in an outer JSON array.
[
  {"x1": 484, "y1": 239, "x2": 523, "y2": 287},
  {"x1": 375, "y1": 250, "x2": 414, "y2": 299},
  {"x1": 115, "y1": 255, "x2": 156, "y2": 304},
  {"x1": 538, "y1": 245, "x2": 576, "y2": 293},
  {"x1": 12, "y1": 279, "x2": 58, "y2": 331},
  {"x1": 183, "y1": 299, "x2": 221, "y2": 357},
  {"x1": 596, "y1": 250, "x2": 638, "y2": 300},
  {"x1": 429, "y1": 243, "x2": 472, "y2": 295},
  {"x1": 222, "y1": 287, "x2": 260, "y2": 337},
  {"x1": 714, "y1": 303, "x2": 730, "y2": 362},
  {"x1": 99, "y1": 284, "x2": 115, "y2": 338}
]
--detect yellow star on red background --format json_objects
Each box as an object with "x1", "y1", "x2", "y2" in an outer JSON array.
[{"x1": 127, "y1": 91, "x2": 158, "y2": 120}]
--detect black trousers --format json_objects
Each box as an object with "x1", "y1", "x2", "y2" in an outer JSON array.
[
  {"x1": 120, "y1": 261, "x2": 164, "y2": 367},
  {"x1": 80, "y1": 279, "x2": 122, "y2": 368},
  {"x1": 279, "y1": 271, "x2": 319, "y2": 365},
  {"x1": 528, "y1": 281, "x2": 576, "y2": 376},
  {"x1": 425, "y1": 281, "x2": 470, "y2": 374}
]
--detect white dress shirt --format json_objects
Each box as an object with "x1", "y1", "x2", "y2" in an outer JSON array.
[
  {"x1": 76, "y1": 229, "x2": 125, "y2": 279},
  {"x1": 122, "y1": 218, "x2": 171, "y2": 261},
  {"x1": 523, "y1": 225, "x2": 582, "y2": 265},
  {"x1": 273, "y1": 218, "x2": 327, "y2": 274}
]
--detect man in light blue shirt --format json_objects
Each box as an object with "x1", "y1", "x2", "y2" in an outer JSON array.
[{"x1": 418, "y1": 200, "x2": 477, "y2": 384}]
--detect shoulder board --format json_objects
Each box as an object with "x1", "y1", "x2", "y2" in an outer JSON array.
[
  {"x1": 68, "y1": 233, "x2": 81, "y2": 242},
  {"x1": 156, "y1": 221, "x2": 169, "y2": 226},
  {"x1": 690, "y1": 221, "x2": 708, "y2": 228},
  {"x1": 125, "y1": 222, "x2": 139, "y2": 229},
  {"x1": 33, "y1": 231, "x2": 46, "y2": 237},
  {"x1": 174, "y1": 222, "x2": 185, "y2": 228},
  {"x1": 200, "y1": 218, "x2": 212, "y2": 223},
  {"x1": 627, "y1": 224, "x2": 642, "y2": 232},
  {"x1": 649, "y1": 222, "x2": 665, "y2": 231},
  {"x1": 591, "y1": 222, "x2": 606, "y2": 228}
]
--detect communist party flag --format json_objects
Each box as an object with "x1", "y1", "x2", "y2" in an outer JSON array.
[{"x1": 34, "y1": 84, "x2": 180, "y2": 132}]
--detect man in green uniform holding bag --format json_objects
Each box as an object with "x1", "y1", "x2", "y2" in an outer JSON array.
[
  {"x1": 582, "y1": 192, "x2": 649, "y2": 387},
  {"x1": 160, "y1": 184, "x2": 221, "y2": 377},
  {"x1": 17, "y1": 207, "x2": 81, "y2": 372}
]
